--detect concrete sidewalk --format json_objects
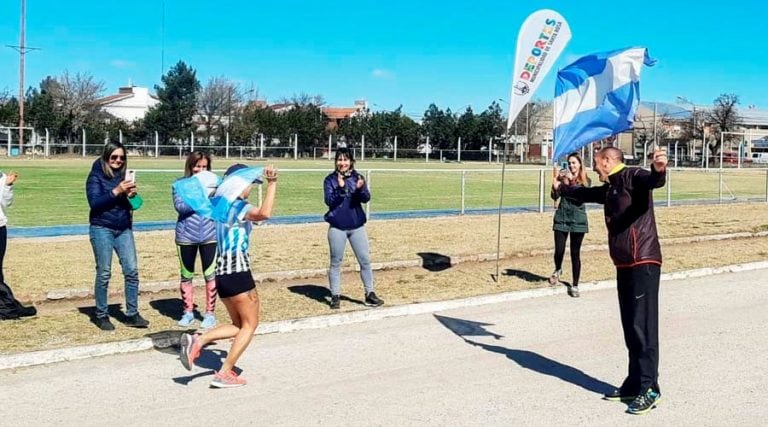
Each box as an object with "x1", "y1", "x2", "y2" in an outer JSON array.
[{"x1": 2, "y1": 264, "x2": 766, "y2": 425}]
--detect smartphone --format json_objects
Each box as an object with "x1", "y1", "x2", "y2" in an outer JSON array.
[
  {"x1": 560, "y1": 161, "x2": 568, "y2": 171},
  {"x1": 126, "y1": 169, "x2": 136, "y2": 183}
]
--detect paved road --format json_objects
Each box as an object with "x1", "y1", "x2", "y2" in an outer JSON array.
[{"x1": 3, "y1": 269, "x2": 766, "y2": 426}]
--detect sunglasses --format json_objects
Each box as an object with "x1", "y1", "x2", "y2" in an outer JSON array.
[{"x1": 110, "y1": 155, "x2": 125, "y2": 161}]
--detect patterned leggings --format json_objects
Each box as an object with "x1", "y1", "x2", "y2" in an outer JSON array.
[{"x1": 177, "y1": 242, "x2": 217, "y2": 313}]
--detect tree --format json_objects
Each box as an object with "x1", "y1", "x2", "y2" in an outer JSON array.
[
  {"x1": 48, "y1": 71, "x2": 106, "y2": 143},
  {"x1": 475, "y1": 101, "x2": 505, "y2": 149},
  {"x1": 145, "y1": 61, "x2": 201, "y2": 144},
  {"x1": 25, "y1": 77, "x2": 61, "y2": 134},
  {"x1": 277, "y1": 92, "x2": 325, "y2": 107},
  {"x1": 706, "y1": 93, "x2": 740, "y2": 155},
  {"x1": 197, "y1": 76, "x2": 241, "y2": 144},
  {"x1": 282, "y1": 104, "x2": 328, "y2": 154},
  {"x1": 0, "y1": 90, "x2": 19, "y2": 126},
  {"x1": 421, "y1": 104, "x2": 456, "y2": 150},
  {"x1": 455, "y1": 106, "x2": 478, "y2": 149}
]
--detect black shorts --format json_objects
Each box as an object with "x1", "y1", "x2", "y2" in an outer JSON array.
[{"x1": 215, "y1": 271, "x2": 256, "y2": 299}]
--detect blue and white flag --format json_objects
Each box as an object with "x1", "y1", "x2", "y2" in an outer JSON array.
[
  {"x1": 552, "y1": 47, "x2": 656, "y2": 161},
  {"x1": 210, "y1": 166, "x2": 263, "y2": 222},
  {"x1": 172, "y1": 171, "x2": 221, "y2": 219},
  {"x1": 173, "y1": 166, "x2": 263, "y2": 222}
]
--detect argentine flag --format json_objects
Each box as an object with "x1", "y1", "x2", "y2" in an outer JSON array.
[
  {"x1": 172, "y1": 166, "x2": 263, "y2": 222},
  {"x1": 553, "y1": 47, "x2": 656, "y2": 161}
]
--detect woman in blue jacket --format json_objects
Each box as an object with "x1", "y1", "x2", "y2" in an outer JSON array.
[
  {"x1": 173, "y1": 151, "x2": 218, "y2": 328},
  {"x1": 323, "y1": 148, "x2": 384, "y2": 310},
  {"x1": 86, "y1": 142, "x2": 148, "y2": 331}
]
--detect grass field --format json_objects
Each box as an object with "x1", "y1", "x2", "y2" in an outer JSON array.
[{"x1": 1, "y1": 156, "x2": 767, "y2": 227}]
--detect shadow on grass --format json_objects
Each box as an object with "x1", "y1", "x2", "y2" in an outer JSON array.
[
  {"x1": 149, "y1": 298, "x2": 185, "y2": 322},
  {"x1": 287, "y1": 284, "x2": 365, "y2": 306},
  {"x1": 503, "y1": 268, "x2": 550, "y2": 283},
  {"x1": 77, "y1": 304, "x2": 130, "y2": 327},
  {"x1": 434, "y1": 314, "x2": 615, "y2": 395},
  {"x1": 417, "y1": 252, "x2": 452, "y2": 272}
]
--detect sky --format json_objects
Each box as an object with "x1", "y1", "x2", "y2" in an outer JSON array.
[{"x1": 1, "y1": 0, "x2": 767, "y2": 119}]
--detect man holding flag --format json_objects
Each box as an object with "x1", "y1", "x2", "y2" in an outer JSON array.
[{"x1": 550, "y1": 46, "x2": 665, "y2": 415}]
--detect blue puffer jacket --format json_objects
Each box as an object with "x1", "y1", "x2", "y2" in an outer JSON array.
[
  {"x1": 323, "y1": 170, "x2": 371, "y2": 230},
  {"x1": 86, "y1": 160, "x2": 133, "y2": 231},
  {"x1": 172, "y1": 179, "x2": 216, "y2": 244}
]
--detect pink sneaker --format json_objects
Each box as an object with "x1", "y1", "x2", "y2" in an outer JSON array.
[
  {"x1": 179, "y1": 333, "x2": 201, "y2": 371},
  {"x1": 210, "y1": 370, "x2": 247, "y2": 388}
]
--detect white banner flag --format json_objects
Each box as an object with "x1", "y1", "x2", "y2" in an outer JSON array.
[{"x1": 506, "y1": 9, "x2": 571, "y2": 130}]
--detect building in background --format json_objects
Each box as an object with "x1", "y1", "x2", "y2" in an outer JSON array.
[{"x1": 97, "y1": 85, "x2": 159, "y2": 122}]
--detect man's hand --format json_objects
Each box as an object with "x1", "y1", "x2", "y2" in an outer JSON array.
[{"x1": 652, "y1": 146, "x2": 668, "y2": 172}]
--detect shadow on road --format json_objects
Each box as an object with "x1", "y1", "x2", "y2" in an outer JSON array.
[{"x1": 434, "y1": 314, "x2": 614, "y2": 395}]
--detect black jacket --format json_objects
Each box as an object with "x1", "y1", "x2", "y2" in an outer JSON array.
[
  {"x1": 86, "y1": 160, "x2": 133, "y2": 231},
  {"x1": 559, "y1": 165, "x2": 665, "y2": 267}
]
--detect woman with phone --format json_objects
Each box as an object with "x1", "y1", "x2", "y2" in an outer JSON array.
[
  {"x1": 322, "y1": 147, "x2": 383, "y2": 310},
  {"x1": 85, "y1": 142, "x2": 149, "y2": 330},
  {"x1": 172, "y1": 151, "x2": 218, "y2": 329},
  {"x1": 549, "y1": 152, "x2": 591, "y2": 297}
]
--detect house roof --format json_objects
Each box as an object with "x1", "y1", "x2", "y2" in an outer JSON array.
[
  {"x1": 321, "y1": 107, "x2": 360, "y2": 120},
  {"x1": 97, "y1": 93, "x2": 133, "y2": 105}
]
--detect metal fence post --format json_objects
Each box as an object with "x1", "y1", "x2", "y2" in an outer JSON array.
[
  {"x1": 718, "y1": 169, "x2": 723, "y2": 203},
  {"x1": 394, "y1": 135, "x2": 398, "y2": 162},
  {"x1": 225, "y1": 132, "x2": 230, "y2": 159},
  {"x1": 538, "y1": 168, "x2": 545, "y2": 213},
  {"x1": 666, "y1": 168, "x2": 672, "y2": 207},
  {"x1": 460, "y1": 170, "x2": 466, "y2": 214},
  {"x1": 765, "y1": 169, "x2": 768, "y2": 203}
]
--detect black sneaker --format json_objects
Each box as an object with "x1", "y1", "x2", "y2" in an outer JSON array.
[
  {"x1": 626, "y1": 388, "x2": 662, "y2": 415},
  {"x1": 95, "y1": 316, "x2": 115, "y2": 331},
  {"x1": 330, "y1": 295, "x2": 341, "y2": 310},
  {"x1": 364, "y1": 292, "x2": 384, "y2": 307},
  {"x1": 15, "y1": 302, "x2": 37, "y2": 317},
  {"x1": 603, "y1": 388, "x2": 637, "y2": 402},
  {"x1": 124, "y1": 313, "x2": 150, "y2": 328},
  {"x1": 568, "y1": 286, "x2": 580, "y2": 298}
]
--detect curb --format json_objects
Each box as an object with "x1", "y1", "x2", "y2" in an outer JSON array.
[
  {"x1": 40, "y1": 230, "x2": 768, "y2": 302},
  {"x1": 3, "y1": 260, "x2": 768, "y2": 371}
]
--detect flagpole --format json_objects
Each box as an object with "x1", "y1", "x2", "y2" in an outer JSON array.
[{"x1": 494, "y1": 131, "x2": 509, "y2": 282}]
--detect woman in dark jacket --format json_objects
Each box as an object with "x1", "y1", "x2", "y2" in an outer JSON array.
[
  {"x1": 86, "y1": 142, "x2": 148, "y2": 330},
  {"x1": 323, "y1": 148, "x2": 383, "y2": 310},
  {"x1": 549, "y1": 152, "x2": 590, "y2": 297}
]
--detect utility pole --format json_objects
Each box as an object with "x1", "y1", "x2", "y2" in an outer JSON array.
[{"x1": 7, "y1": 0, "x2": 39, "y2": 153}]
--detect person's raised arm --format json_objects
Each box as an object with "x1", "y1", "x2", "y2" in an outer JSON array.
[
  {"x1": 634, "y1": 146, "x2": 668, "y2": 190},
  {"x1": 244, "y1": 165, "x2": 278, "y2": 222}
]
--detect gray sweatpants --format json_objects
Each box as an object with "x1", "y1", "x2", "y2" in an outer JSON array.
[{"x1": 327, "y1": 226, "x2": 374, "y2": 296}]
